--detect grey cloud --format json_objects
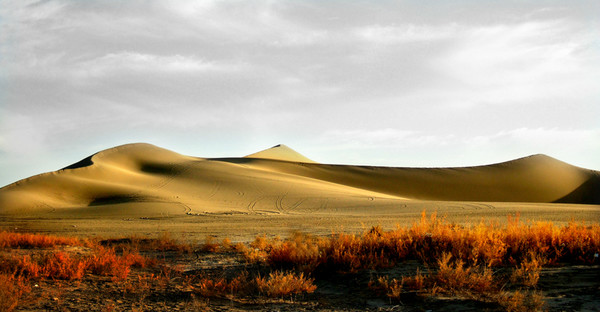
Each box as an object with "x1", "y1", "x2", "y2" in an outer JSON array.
[{"x1": 1, "y1": 0, "x2": 599, "y2": 186}]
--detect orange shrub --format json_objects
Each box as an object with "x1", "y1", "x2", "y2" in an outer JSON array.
[
  {"x1": 241, "y1": 212, "x2": 600, "y2": 273},
  {"x1": 370, "y1": 276, "x2": 403, "y2": 300},
  {"x1": 40, "y1": 252, "x2": 86, "y2": 280},
  {"x1": 431, "y1": 252, "x2": 495, "y2": 295},
  {"x1": 0, "y1": 273, "x2": 30, "y2": 312},
  {"x1": 267, "y1": 232, "x2": 320, "y2": 271},
  {"x1": 194, "y1": 272, "x2": 251, "y2": 298},
  {"x1": 1, "y1": 253, "x2": 86, "y2": 280},
  {"x1": 86, "y1": 247, "x2": 154, "y2": 281},
  {"x1": 255, "y1": 271, "x2": 316, "y2": 298},
  {"x1": 510, "y1": 252, "x2": 545, "y2": 287},
  {"x1": 499, "y1": 290, "x2": 546, "y2": 312},
  {"x1": 0, "y1": 231, "x2": 84, "y2": 249},
  {"x1": 402, "y1": 268, "x2": 425, "y2": 291}
]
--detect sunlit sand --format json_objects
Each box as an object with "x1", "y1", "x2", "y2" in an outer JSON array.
[{"x1": 0, "y1": 143, "x2": 597, "y2": 240}]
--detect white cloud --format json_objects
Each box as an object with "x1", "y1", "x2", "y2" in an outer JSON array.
[
  {"x1": 434, "y1": 20, "x2": 600, "y2": 105},
  {"x1": 356, "y1": 24, "x2": 458, "y2": 44},
  {"x1": 75, "y1": 52, "x2": 227, "y2": 77}
]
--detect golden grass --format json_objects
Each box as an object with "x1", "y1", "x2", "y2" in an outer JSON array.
[
  {"x1": 255, "y1": 271, "x2": 316, "y2": 298},
  {"x1": 240, "y1": 212, "x2": 600, "y2": 272},
  {"x1": 0, "y1": 231, "x2": 86, "y2": 248},
  {"x1": 0, "y1": 273, "x2": 30, "y2": 312}
]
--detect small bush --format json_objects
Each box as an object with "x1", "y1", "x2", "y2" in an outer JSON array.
[
  {"x1": 0, "y1": 231, "x2": 84, "y2": 249},
  {"x1": 510, "y1": 252, "x2": 545, "y2": 287},
  {"x1": 370, "y1": 276, "x2": 403, "y2": 300},
  {"x1": 498, "y1": 290, "x2": 546, "y2": 312},
  {"x1": 432, "y1": 252, "x2": 495, "y2": 296},
  {"x1": 195, "y1": 272, "x2": 251, "y2": 298},
  {"x1": 255, "y1": 271, "x2": 316, "y2": 298},
  {"x1": 0, "y1": 273, "x2": 30, "y2": 312}
]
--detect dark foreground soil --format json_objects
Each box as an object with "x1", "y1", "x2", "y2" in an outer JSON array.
[{"x1": 10, "y1": 247, "x2": 600, "y2": 312}]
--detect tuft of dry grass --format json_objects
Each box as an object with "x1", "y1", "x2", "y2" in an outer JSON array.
[
  {"x1": 193, "y1": 270, "x2": 316, "y2": 299},
  {"x1": 510, "y1": 251, "x2": 545, "y2": 287},
  {"x1": 0, "y1": 273, "x2": 31, "y2": 312},
  {"x1": 0, "y1": 231, "x2": 86, "y2": 249},
  {"x1": 0, "y1": 246, "x2": 156, "y2": 282},
  {"x1": 194, "y1": 272, "x2": 252, "y2": 298},
  {"x1": 240, "y1": 212, "x2": 600, "y2": 273},
  {"x1": 255, "y1": 271, "x2": 316, "y2": 298},
  {"x1": 370, "y1": 276, "x2": 403, "y2": 300},
  {"x1": 498, "y1": 290, "x2": 546, "y2": 312},
  {"x1": 431, "y1": 252, "x2": 495, "y2": 296}
]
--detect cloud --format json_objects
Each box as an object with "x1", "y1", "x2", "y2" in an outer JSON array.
[
  {"x1": 433, "y1": 20, "x2": 600, "y2": 106},
  {"x1": 74, "y1": 52, "x2": 233, "y2": 78},
  {"x1": 356, "y1": 24, "x2": 458, "y2": 44},
  {"x1": 1, "y1": 0, "x2": 599, "y2": 186}
]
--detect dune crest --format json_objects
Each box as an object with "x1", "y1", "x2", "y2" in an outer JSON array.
[
  {"x1": 244, "y1": 144, "x2": 316, "y2": 163},
  {"x1": 0, "y1": 143, "x2": 598, "y2": 216}
]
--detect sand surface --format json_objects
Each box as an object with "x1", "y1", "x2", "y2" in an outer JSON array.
[{"x1": 0, "y1": 143, "x2": 598, "y2": 240}]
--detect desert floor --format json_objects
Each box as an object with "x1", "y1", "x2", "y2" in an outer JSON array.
[{"x1": 2, "y1": 201, "x2": 599, "y2": 242}]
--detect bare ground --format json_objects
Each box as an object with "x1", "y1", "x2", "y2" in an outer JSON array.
[{"x1": 8, "y1": 246, "x2": 600, "y2": 312}]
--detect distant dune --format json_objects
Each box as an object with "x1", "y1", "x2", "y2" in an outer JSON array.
[{"x1": 0, "y1": 143, "x2": 598, "y2": 217}]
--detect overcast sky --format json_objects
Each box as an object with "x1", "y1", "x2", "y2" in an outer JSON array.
[{"x1": 1, "y1": 0, "x2": 599, "y2": 186}]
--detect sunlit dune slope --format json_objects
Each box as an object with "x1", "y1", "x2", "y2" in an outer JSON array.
[
  {"x1": 245, "y1": 144, "x2": 316, "y2": 163},
  {"x1": 0, "y1": 143, "x2": 598, "y2": 216}
]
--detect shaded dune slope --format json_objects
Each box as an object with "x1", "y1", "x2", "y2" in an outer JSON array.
[
  {"x1": 238, "y1": 154, "x2": 597, "y2": 203},
  {"x1": 0, "y1": 143, "x2": 598, "y2": 215}
]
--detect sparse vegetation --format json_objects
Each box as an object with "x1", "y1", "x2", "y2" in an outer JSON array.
[
  {"x1": 0, "y1": 212, "x2": 598, "y2": 311},
  {"x1": 255, "y1": 271, "x2": 316, "y2": 298}
]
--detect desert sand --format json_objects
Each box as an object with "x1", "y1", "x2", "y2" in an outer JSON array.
[{"x1": 0, "y1": 143, "x2": 598, "y2": 240}]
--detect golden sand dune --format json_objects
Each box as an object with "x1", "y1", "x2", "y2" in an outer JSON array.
[{"x1": 0, "y1": 143, "x2": 598, "y2": 218}]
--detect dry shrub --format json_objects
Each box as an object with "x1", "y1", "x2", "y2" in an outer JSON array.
[
  {"x1": 0, "y1": 247, "x2": 156, "y2": 282},
  {"x1": 119, "y1": 273, "x2": 167, "y2": 308},
  {"x1": 236, "y1": 239, "x2": 268, "y2": 263},
  {"x1": 498, "y1": 290, "x2": 546, "y2": 312},
  {"x1": 1, "y1": 255, "x2": 39, "y2": 278},
  {"x1": 200, "y1": 236, "x2": 220, "y2": 253},
  {"x1": 431, "y1": 253, "x2": 495, "y2": 296},
  {"x1": 1, "y1": 253, "x2": 85, "y2": 280},
  {"x1": 370, "y1": 276, "x2": 403, "y2": 300},
  {"x1": 320, "y1": 231, "x2": 391, "y2": 273},
  {"x1": 0, "y1": 273, "x2": 31, "y2": 312},
  {"x1": 510, "y1": 252, "x2": 545, "y2": 287},
  {"x1": 255, "y1": 271, "x2": 316, "y2": 298},
  {"x1": 241, "y1": 212, "x2": 600, "y2": 274},
  {"x1": 0, "y1": 231, "x2": 86, "y2": 249},
  {"x1": 86, "y1": 247, "x2": 154, "y2": 281},
  {"x1": 402, "y1": 268, "x2": 425, "y2": 291},
  {"x1": 151, "y1": 232, "x2": 193, "y2": 253},
  {"x1": 195, "y1": 272, "x2": 251, "y2": 298},
  {"x1": 220, "y1": 237, "x2": 232, "y2": 251},
  {"x1": 267, "y1": 232, "x2": 320, "y2": 271},
  {"x1": 370, "y1": 269, "x2": 426, "y2": 301},
  {"x1": 40, "y1": 252, "x2": 87, "y2": 280}
]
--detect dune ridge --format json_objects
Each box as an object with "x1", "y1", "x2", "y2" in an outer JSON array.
[
  {"x1": 0, "y1": 143, "x2": 598, "y2": 217},
  {"x1": 244, "y1": 144, "x2": 316, "y2": 163}
]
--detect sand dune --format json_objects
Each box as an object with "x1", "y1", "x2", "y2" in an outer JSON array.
[
  {"x1": 245, "y1": 144, "x2": 316, "y2": 163},
  {"x1": 0, "y1": 143, "x2": 598, "y2": 219}
]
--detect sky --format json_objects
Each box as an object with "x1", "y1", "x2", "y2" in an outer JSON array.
[{"x1": 1, "y1": 0, "x2": 599, "y2": 187}]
